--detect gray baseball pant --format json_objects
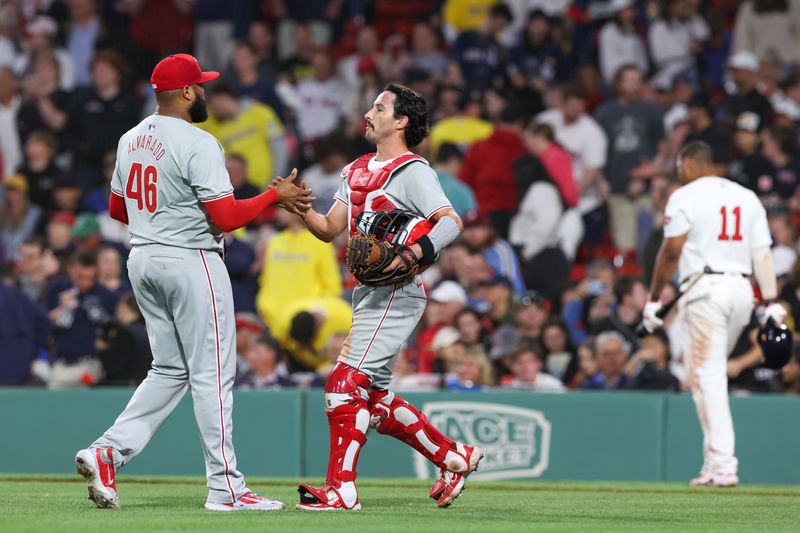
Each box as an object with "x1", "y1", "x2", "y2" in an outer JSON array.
[
  {"x1": 338, "y1": 279, "x2": 427, "y2": 389},
  {"x1": 92, "y1": 244, "x2": 246, "y2": 504}
]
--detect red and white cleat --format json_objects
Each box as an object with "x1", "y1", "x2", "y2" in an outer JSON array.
[
  {"x1": 690, "y1": 471, "x2": 738, "y2": 488},
  {"x1": 689, "y1": 473, "x2": 714, "y2": 487},
  {"x1": 75, "y1": 448, "x2": 120, "y2": 509},
  {"x1": 205, "y1": 491, "x2": 285, "y2": 511},
  {"x1": 296, "y1": 483, "x2": 361, "y2": 511},
  {"x1": 429, "y1": 444, "x2": 484, "y2": 508},
  {"x1": 711, "y1": 473, "x2": 739, "y2": 488}
]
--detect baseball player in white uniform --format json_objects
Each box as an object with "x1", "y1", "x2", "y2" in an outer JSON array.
[
  {"x1": 644, "y1": 141, "x2": 785, "y2": 487},
  {"x1": 74, "y1": 54, "x2": 311, "y2": 511},
  {"x1": 295, "y1": 84, "x2": 483, "y2": 511}
]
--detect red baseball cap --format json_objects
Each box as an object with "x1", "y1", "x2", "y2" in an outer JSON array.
[
  {"x1": 50, "y1": 211, "x2": 77, "y2": 227},
  {"x1": 150, "y1": 54, "x2": 219, "y2": 93}
]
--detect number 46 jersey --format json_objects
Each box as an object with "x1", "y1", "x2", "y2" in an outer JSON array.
[
  {"x1": 111, "y1": 114, "x2": 234, "y2": 252},
  {"x1": 664, "y1": 176, "x2": 772, "y2": 279}
]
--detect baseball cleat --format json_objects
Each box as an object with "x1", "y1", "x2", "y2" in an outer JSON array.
[
  {"x1": 689, "y1": 467, "x2": 713, "y2": 487},
  {"x1": 204, "y1": 491, "x2": 285, "y2": 511},
  {"x1": 689, "y1": 473, "x2": 714, "y2": 487},
  {"x1": 296, "y1": 483, "x2": 361, "y2": 511},
  {"x1": 429, "y1": 444, "x2": 484, "y2": 508},
  {"x1": 690, "y1": 472, "x2": 738, "y2": 488},
  {"x1": 75, "y1": 448, "x2": 120, "y2": 509},
  {"x1": 711, "y1": 473, "x2": 739, "y2": 488}
]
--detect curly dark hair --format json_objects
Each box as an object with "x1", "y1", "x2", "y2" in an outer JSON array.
[{"x1": 384, "y1": 82, "x2": 430, "y2": 148}]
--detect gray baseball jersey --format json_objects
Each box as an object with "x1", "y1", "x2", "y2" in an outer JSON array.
[
  {"x1": 111, "y1": 115, "x2": 233, "y2": 253},
  {"x1": 93, "y1": 114, "x2": 248, "y2": 504},
  {"x1": 335, "y1": 155, "x2": 452, "y2": 389}
]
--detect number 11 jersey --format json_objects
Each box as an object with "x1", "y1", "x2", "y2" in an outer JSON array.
[
  {"x1": 663, "y1": 176, "x2": 772, "y2": 279},
  {"x1": 111, "y1": 114, "x2": 234, "y2": 252}
]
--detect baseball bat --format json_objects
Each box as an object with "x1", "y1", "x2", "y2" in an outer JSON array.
[{"x1": 636, "y1": 267, "x2": 710, "y2": 338}]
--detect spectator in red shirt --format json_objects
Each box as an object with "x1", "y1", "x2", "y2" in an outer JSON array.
[
  {"x1": 128, "y1": 0, "x2": 195, "y2": 65},
  {"x1": 460, "y1": 103, "x2": 527, "y2": 238}
]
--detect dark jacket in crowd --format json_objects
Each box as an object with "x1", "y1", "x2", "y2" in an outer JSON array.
[
  {"x1": 0, "y1": 283, "x2": 50, "y2": 384},
  {"x1": 225, "y1": 237, "x2": 257, "y2": 313},
  {"x1": 98, "y1": 319, "x2": 153, "y2": 386},
  {"x1": 628, "y1": 363, "x2": 679, "y2": 391},
  {"x1": 46, "y1": 277, "x2": 118, "y2": 362},
  {"x1": 67, "y1": 87, "x2": 142, "y2": 174}
]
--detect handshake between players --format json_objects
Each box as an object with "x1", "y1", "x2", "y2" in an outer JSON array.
[{"x1": 269, "y1": 168, "x2": 315, "y2": 217}]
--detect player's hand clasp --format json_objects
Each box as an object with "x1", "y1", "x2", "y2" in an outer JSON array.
[{"x1": 272, "y1": 168, "x2": 315, "y2": 215}]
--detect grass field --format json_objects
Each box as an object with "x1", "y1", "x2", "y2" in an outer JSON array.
[{"x1": 2, "y1": 476, "x2": 800, "y2": 532}]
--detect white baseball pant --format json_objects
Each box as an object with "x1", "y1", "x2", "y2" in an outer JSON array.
[{"x1": 679, "y1": 274, "x2": 753, "y2": 477}]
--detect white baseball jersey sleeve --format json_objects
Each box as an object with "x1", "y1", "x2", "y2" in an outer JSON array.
[
  {"x1": 663, "y1": 176, "x2": 772, "y2": 278},
  {"x1": 111, "y1": 115, "x2": 233, "y2": 252}
]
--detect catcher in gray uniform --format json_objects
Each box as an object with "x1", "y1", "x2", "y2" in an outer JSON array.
[{"x1": 296, "y1": 83, "x2": 484, "y2": 512}]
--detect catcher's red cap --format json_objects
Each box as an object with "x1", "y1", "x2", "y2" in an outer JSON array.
[{"x1": 150, "y1": 54, "x2": 219, "y2": 92}]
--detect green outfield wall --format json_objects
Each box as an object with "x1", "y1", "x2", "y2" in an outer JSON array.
[{"x1": 1, "y1": 389, "x2": 798, "y2": 484}]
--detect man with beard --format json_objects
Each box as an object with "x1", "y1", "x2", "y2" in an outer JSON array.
[{"x1": 73, "y1": 54, "x2": 313, "y2": 512}]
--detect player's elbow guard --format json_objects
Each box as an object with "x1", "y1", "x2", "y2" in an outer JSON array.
[{"x1": 442, "y1": 211, "x2": 464, "y2": 233}]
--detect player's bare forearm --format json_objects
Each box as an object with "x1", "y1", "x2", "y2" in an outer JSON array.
[
  {"x1": 302, "y1": 201, "x2": 348, "y2": 243},
  {"x1": 650, "y1": 235, "x2": 686, "y2": 298},
  {"x1": 729, "y1": 329, "x2": 764, "y2": 378}
]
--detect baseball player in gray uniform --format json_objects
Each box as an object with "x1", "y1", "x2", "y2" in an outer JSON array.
[
  {"x1": 74, "y1": 54, "x2": 312, "y2": 511},
  {"x1": 296, "y1": 83, "x2": 483, "y2": 511}
]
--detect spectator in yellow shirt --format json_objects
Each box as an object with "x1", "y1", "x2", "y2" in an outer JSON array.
[
  {"x1": 272, "y1": 297, "x2": 352, "y2": 372},
  {"x1": 428, "y1": 91, "x2": 493, "y2": 159},
  {"x1": 442, "y1": 0, "x2": 497, "y2": 41},
  {"x1": 199, "y1": 82, "x2": 288, "y2": 188},
  {"x1": 256, "y1": 209, "x2": 342, "y2": 331}
]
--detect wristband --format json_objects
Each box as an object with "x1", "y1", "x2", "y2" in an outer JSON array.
[{"x1": 415, "y1": 235, "x2": 436, "y2": 266}]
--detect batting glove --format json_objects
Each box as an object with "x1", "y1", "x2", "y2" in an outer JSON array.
[
  {"x1": 758, "y1": 302, "x2": 788, "y2": 328},
  {"x1": 642, "y1": 298, "x2": 664, "y2": 333}
]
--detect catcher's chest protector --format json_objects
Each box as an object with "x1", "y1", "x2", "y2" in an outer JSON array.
[{"x1": 345, "y1": 152, "x2": 426, "y2": 234}]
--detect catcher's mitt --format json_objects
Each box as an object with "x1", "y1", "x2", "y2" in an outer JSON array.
[{"x1": 346, "y1": 233, "x2": 419, "y2": 287}]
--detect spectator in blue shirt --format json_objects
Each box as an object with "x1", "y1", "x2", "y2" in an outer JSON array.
[
  {"x1": 449, "y1": 3, "x2": 512, "y2": 94},
  {"x1": 224, "y1": 233, "x2": 258, "y2": 313},
  {"x1": 224, "y1": 41, "x2": 285, "y2": 120},
  {"x1": 582, "y1": 331, "x2": 631, "y2": 390},
  {"x1": 66, "y1": 0, "x2": 101, "y2": 87},
  {"x1": 46, "y1": 251, "x2": 118, "y2": 388},
  {"x1": 238, "y1": 334, "x2": 297, "y2": 389},
  {"x1": 509, "y1": 10, "x2": 572, "y2": 90},
  {"x1": 444, "y1": 345, "x2": 495, "y2": 391},
  {"x1": 0, "y1": 281, "x2": 50, "y2": 384},
  {"x1": 462, "y1": 211, "x2": 526, "y2": 296},
  {"x1": 434, "y1": 143, "x2": 476, "y2": 218}
]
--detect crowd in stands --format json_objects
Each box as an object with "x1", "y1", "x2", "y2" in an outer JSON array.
[{"x1": 2, "y1": 0, "x2": 800, "y2": 394}]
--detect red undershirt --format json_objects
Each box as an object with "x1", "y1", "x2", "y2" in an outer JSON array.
[{"x1": 109, "y1": 188, "x2": 279, "y2": 231}]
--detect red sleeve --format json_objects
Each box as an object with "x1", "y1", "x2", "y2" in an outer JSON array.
[
  {"x1": 541, "y1": 145, "x2": 580, "y2": 209},
  {"x1": 202, "y1": 189, "x2": 279, "y2": 232},
  {"x1": 109, "y1": 190, "x2": 129, "y2": 225}
]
